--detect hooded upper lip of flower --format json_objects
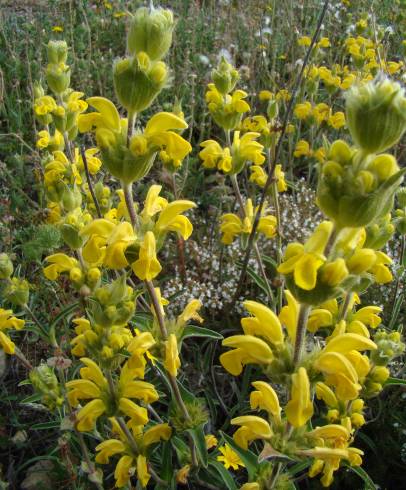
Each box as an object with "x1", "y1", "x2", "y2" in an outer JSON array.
[{"x1": 277, "y1": 221, "x2": 333, "y2": 290}]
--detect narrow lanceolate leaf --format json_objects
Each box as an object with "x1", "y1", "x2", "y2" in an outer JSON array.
[
  {"x1": 384, "y1": 377, "x2": 406, "y2": 387},
  {"x1": 220, "y1": 432, "x2": 258, "y2": 480},
  {"x1": 208, "y1": 461, "x2": 238, "y2": 490},
  {"x1": 343, "y1": 462, "x2": 377, "y2": 489},
  {"x1": 181, "y1": 325, "x2": 223, "y2": 340},
  {"x1": 186, "y1": 424, "x2": 208, "y2": 468}
]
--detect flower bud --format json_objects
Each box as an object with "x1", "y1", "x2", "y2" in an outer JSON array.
[
  {"x1": 0, "y1": 253, "x2": 13, "y2": 279},
  {"x1": 46, "y1": 63, "x2": 71, "y2": 95},
  {"x1": 47, "y1": 40, "x2": 68, "y2": 64},
  {"x1": 346, "y1": 77, "x2": 406, "y2": 154},
  {"x1": 113, "y1": 55, "x2": 168, "y2": 114},
  {"x1": 212, "y1": 57, "x2": 239, "y2": 95},
  {"x1": 60, "y1": 224, "x2": 84, "y2": 250},
  {"x1": 29, "y1": 364, "x2": 63, "y2": 410},
  {"x1": 128, "y1": 6, "x2": 174, "y2": 61},
  {"x1": 4, "y1": 278, "x2": 29, "y2": 306}
]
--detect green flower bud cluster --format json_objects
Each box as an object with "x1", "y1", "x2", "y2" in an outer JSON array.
[
  {"x1": 394, "y1": 188, "x2": 406, "y2": 234},
  {"x1": 4, "y1": 277, "x2": 30, "y2": 307},
  {"x1": 29, "y1": 365, "x2": 64, "y2": 411},
  {"x1": 212, "y1": 57, "x2": 239, "y2": 95},
  {"x1": 46, "y1": 41, "x2": 71, "y2": 95},
  {"x1": 346, "y1": 77, "x2": 406, "y2": 155},
  {"x1": 114, "y1": 5, "x2": 174, "y2": 115},
  {"x1": 91, "y1": 274, "x2": 135, "y2": 328},
  {"x1": 364, "y1": 214, "x2": 395, "y2": 250},
  {"x1": 0, "y1": 253, "x2": 13, "y2": 279},
  {"x1": 370, "y1": 329, "x2": 405, "y2": 366},
  {"x1": 317, "y1": 139, "x2": 405, "y2": 228}
]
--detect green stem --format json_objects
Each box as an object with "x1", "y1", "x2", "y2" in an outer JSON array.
[
  {"x1": 293, "y1": 304, "x2": 311, "y2": 367},
  {"x1": 339, "y1": 292, "x2": 353, "y2": 321},
  {"x1": 122, "y1": 182, "x2": 139, "y2": 229},
  {"x1": 145, "y1": 281, "x2": 198, "y2": 467}
]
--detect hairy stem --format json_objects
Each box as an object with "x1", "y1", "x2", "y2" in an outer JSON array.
[{"x1": 293, "y1": 304, "x2": 311, "y2": 367}]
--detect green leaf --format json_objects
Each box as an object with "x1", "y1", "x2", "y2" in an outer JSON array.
[
  {"x1": 220, "y1": 432, "x2": 258, "y2": 480},
  {"x1": 384, "y1": 377, "x2": 406, "y2": 387},
  {"x1": 181, "y1": 325, "x2": 223, "y2": 341},
  {"x1": 21, "y1": 393, "x2": 42, "y2": 404},
  {"x1": 208, "y1": 461, "x2": 238, "y2": 490},
  {"x1": 245, "y1": 264, "x2": 269, "y2": 295},
  {"x1": 186, "y1": 424, "x2": 208, "y2": 468},
  {"x1": 342, "y1": 462, "x2": 377, "y2": 489},
  {"x1": 287, "y1": 459, "x2": 311, "y2": 476},
  {"x1": 31, "y1": 420, "x2": 61, "y2": 430}
]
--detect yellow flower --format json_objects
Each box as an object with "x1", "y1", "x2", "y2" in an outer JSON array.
[
  {"x1": 259, "y1": 90, "x2": 274, "y2": 101},
  {"x1": 153, "y1": 194, "x2": 196, "y2": 240},
  {"x1": 317, "y1": 37, "x2": 331, "y2": 48},
  {"x1": 220, "y1": 334, "x2": 274, "y2": 375},
  {"x1": 231, "y1": 415, "x2": 272, "y2": 449},
  {"x1": 313, "y1": 103, "x2": 331, "y2": 125},
  {"x1": 205, "y1": 434, "x2": 218, "y2": 449},
  {"x1": 278, "y1": 289, "x2": 299, "y2": 341},
  {"x1": 250, "y1": 381, "x2": 281, "y2": 423},
  {"x1": 220, "y1": 199, "x2": 277, "y2": 244},
  {"x1": 43, "y1": 253, "x2": 80, "y2": 281},
  {"x1": 177, "y1": 299, "x2": 203, "y2": 326},
  {"x1": 217, "y1": 444, "x2": 245, "y2": 470},
  {"x1": 242, "y1": 300, "x2": 284, "y2": 346},
  {"x1": 81, "y1": 219, "x2": 136, "y2": 269},
  {"x1": 298, "y1": 36, "x2": 311, "y2": 47},
  {"x1": 329, "y1": 112, "x2": 346, "y2": 129},
  {"x1": 34, "y1": 96, "x2": 57, "y2": 116},
  {"x1": 285, "y1": 367, "x2": 314, "y2": 427},
  {"x1": 66, "y1": 358, "x2": 153, "y2": 431},
  {"x1": 294, "y1": 140, "x2": 312, "y2": 158},
  {"x1": 294, "y1": 102, "x2": 312, "y2": 119},
  {"x1": 164, "y1": 333, "x2": 180, "y2": 377},
  {"x1": 36, "y1": 129, "x2": 64, "y2": 150},
  {"x1": 132, "y1": 231, "x2": 162, "y2": 281},
  {"x1": 249, "y1": 165, "x2": 267, "y2": 187},
  {"x1": 275, "y1": 164, "x2": 287, "y2": 192},
  {"x1": 176, "y1": 464, "x2": 191, "y2": 484},
  {"x1": 278, "y1": 221, "x2": 333, "y2": 290},
  {"x1": 232, "y1": 131, "x2": 265, "y2": 169},
  {"x1": 0, "y1": 309, "x2": 25, "y2": 355},
  {"x1": 138, "y1": 112, "x2": 192, "y2": 163},
  {"x1": 199, "y1": 140, "x2": 232, "y2": 171}
]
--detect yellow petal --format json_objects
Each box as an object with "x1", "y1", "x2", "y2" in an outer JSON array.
[{"x1": 87, "y1": 96, "x2": 121, "y2": 131}]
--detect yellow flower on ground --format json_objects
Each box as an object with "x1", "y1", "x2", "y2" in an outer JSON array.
[
  {"x1": 0, "y1": 309, "x2": 25, "y2": 354},
  {"x1": 217, "y1": 444, "x2": 245, "y2": 470}
]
